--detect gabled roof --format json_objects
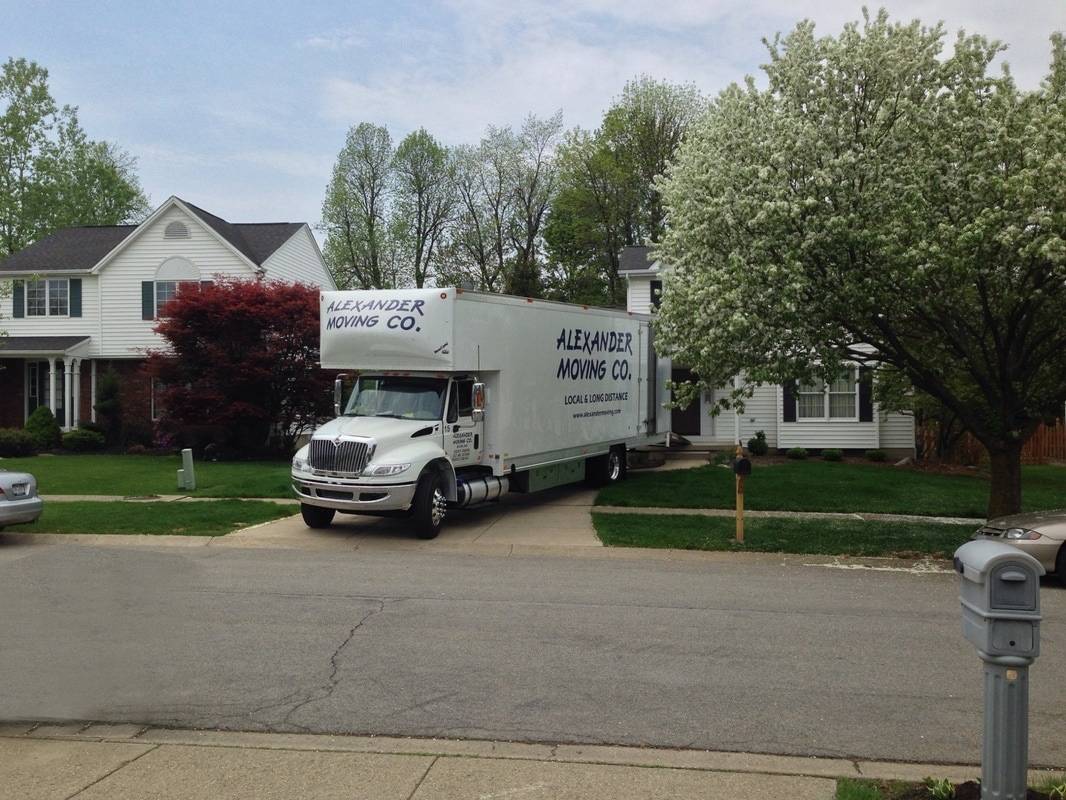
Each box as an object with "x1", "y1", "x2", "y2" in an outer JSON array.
[
  {"x1": 0, "y1": 197, "x2": 305, "y2": 274},
  {"x1": 181, "y1": 200, "x2": 303, "y2": 265},
  {"x1": 0, "y1": 227, "x2": 136, "y2": 274},
  {"x1": 619, "y1": 245, "x2": 657, "y2": 273}
]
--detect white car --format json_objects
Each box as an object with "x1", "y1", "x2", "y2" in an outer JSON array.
[{"x1": 0, "y1": 470, "x2": 43, "y2": 531}]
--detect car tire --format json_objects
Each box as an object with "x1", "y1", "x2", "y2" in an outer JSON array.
[
  {"x1": 301, "y1": 504, "x2": 335, "y2": 529},
  {"x1": 412, "y1": 470, "x2": 447, "y2": 540}
]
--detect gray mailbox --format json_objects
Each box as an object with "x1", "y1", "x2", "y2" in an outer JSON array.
[{"x1": 954, "y1": 539, "x2": 1045, "y2": 800}]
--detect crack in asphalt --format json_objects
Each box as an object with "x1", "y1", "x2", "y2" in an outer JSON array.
[{"x1": 243, "y1": 599, "x2": 388, "y2": 733}]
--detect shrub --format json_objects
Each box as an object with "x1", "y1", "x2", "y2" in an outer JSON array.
[
  {"x1": 786, "y1": 447, "x2": 808, "y2": 460},
  {"x1": 125, "y1": 444, "x2": 149, "y2": 455},
  {"x1": 865, "y1": 449, "x2": 887, "y2": 462},
  {"x1": 0, "y1": 428, "x2": 37, "y2": 457},
  {"x1": 746, "y1": 430, "x2": 769, "y2": 456},
  {"x1": 25, "y1": 406, "x2": 61, "y2": 450},
  {"x1": 78, "y1": 420, "x2": 107, "y2": 436},
  {"x1": 93, "y1": 369, "x2": 123, "y2": 446},
  {"x1": 62, "y1": 428, "x2": 106, "y2": 453},
  {"x1": 822, "y1": 448, "x2": 843, "y2": 461},
  {"x1": 712, "y1": 450, "x2": 732, "y2": 466}
]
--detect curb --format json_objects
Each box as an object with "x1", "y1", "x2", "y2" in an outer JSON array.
[
  {"x1": 593, "y1": 505, "x2": 983, "y2": 526},
  {"x1": 1, "y1": 722, "x2": 1062, "y2": 782}
]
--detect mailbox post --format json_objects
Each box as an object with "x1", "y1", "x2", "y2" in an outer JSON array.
[
  {"x1": 954, "y1": 540, "x2": 1044, "y2": 800},
  {"x1": 732, "y1": 445, "x2": 751, "y2": 544}
]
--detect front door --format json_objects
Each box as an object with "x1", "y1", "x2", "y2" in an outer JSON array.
[
  {"x1": 444, "y1": 377, "x2": 484, "y2": 468},
  {"x1": 670, "y1": 368, "x2": 701, "y2": 436},
  {"x1": 26, "y1": 360, "x2": 63, "y2": 424}
]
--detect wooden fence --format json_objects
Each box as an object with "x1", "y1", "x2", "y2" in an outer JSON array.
[{"x1": 916, "y1": 419, "x2": 1066, "y2": 465}]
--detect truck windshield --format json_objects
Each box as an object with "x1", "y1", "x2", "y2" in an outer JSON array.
[{"x1": 344, "y1": 376, "x2": 447, "y2": 421}]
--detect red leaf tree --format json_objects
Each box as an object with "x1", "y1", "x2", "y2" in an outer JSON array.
[{"x1": 147, "y1": 279, "x2": 332, "y2": 455}]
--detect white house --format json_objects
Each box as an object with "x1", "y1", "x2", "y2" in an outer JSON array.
[
  {"x1": 622, "y1": 246, "x2": 915, "y2": 457},
  {"x1": 0, "y1": 196, "x2": 335, "y2": 433}
]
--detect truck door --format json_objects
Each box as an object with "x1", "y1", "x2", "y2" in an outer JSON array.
[{"x1": 444, "y1": 378, "x2": 483, "y2": 468}]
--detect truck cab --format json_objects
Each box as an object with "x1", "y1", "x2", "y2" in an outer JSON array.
[{"x1": 291, "y1": 373, "x2": 487, "y2": 538}]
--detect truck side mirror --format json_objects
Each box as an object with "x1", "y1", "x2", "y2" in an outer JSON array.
[
  {"x1": 334, "y1": 373, "x2": 348, "y2": 417},
  {"x1": 472, "y1": 382, "x2": 485, "y2": 423}
]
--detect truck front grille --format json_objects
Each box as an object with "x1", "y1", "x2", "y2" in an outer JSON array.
[{"x1": 309, "y1": 438, "x2": 371, "y2": 475}]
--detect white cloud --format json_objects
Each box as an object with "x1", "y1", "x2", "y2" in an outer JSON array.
[{"x1": 300, "y1": 28, "x2": 366, "y2": 51}]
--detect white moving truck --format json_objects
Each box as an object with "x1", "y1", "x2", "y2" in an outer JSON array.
[{"x1": 291, "y1": 288, "x2": 669, "y2": 538}]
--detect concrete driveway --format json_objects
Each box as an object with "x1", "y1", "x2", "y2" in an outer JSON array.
[{"x1": 223, "y1": 485, "x2": 603, "y2": 551}]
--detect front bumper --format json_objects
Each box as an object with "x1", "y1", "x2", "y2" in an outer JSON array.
[
  {"x1": 292, "y1": 474, "x2": 417, "y2": 513},
  {"x1": 974, "y1": 531, "x2": 1063, "y2": 572},
  {"x1": 0, "y1": 496, "x2": 44, "y2": 528}
]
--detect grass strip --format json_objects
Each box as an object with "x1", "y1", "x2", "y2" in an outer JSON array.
[
  {"x1": 1, "y1": 454, "x2": 292, "y2": 498},
  {"x1": 592, "y1": 512, "x2": 974, "y2": 558},
  {"x1": 7, "y1": 500, "x2": 295, "y2": 536},
  {"x1": 598, "y1": 462, "x2": 1066, "y2": 518}
]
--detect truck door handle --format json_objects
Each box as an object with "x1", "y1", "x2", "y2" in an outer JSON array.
[{"x1": 474, "y1": 434, "x2": 479, "y2": 449}]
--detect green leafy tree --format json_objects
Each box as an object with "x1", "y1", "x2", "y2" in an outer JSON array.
[
  {"x1": 0, "y1": 57, "x2": 148, "y2": 255},
  {"x1": 321, "y1": 122, "x2": 398, "y2": 289},
  {"x1": 655, "y1": 12, "x2": 1066, "y2": 517},
  {"x1": 392, "y1": 128, "x2": 455, "y2": 288}
]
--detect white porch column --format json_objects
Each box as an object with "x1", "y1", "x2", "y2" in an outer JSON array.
[
  {"x1": 72, "y1": 359, "x2": 82, "y2": 428},
  {"x1": 63, "y1": 357, "x2": 73, "y2": 430},
  {"x1": 90, "y1": 360, "x2": 97, "y2": 423},
  {"x1": 48, "y1": 358, "x2": 58, "y2": 419}
]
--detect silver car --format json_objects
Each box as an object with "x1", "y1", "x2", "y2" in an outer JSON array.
[
  {"x1": 974, "y1": 509, "x2": 1066, "y2": 582},
  {"x1": 0, "y1": 470, "x2": 43, "y2": 531}
]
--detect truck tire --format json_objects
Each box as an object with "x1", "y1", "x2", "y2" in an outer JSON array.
[
  {"x1": 412, "y1": 470, "x2": 447, "y2": 539},
  {"x1": 586, "y1": 447, "x2": 626, "y2": 487},
  {"x1": 301, "y1": 504, "x2": 335, "y2": 529}
]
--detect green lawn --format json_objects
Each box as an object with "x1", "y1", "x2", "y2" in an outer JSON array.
[
  {"x1": 592, "y1": 512, "x2": 974, "y2": 558},
  {"x1": 6, "y1": 500, "x2": 295, "y2": 536},
  {"x1": 836, "y1": 776, "x2": 1065, "y2": 799},
  {"x1": 599, "y1": 461, "x2": 1066, "y2": 518},
  {"x1": 0, "y1": 454, "x2": 292, "y2": 498}
]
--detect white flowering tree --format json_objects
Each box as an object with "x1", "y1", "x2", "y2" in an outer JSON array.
[{"x1": 655, "y1": 12, "x2": 1066, "y2": 518}]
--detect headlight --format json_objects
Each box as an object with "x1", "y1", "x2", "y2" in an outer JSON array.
[
  {"x1": 362, "y1": 463, "x2": 411, "y2": 477},
  {"x1": 292, "y1": 451, "x2": 309, "y2": 472},
  {"x1": 1004, "y1": 528, "x2": 1041, "y2": 541}
]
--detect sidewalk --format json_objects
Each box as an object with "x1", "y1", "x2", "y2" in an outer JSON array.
[{"x1": 2, "y1": 721, "x2": 1017, "y2": 800}]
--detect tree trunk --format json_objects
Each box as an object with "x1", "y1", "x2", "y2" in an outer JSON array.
[{"x1": 986, "y1": 441, "x2": 1024, "y2": 519}]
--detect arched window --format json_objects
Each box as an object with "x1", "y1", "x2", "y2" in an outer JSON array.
[
  {"x1": 154, "y1": 257, "x2": 200, "y2": 317},
  {"x1": 164, "y1": 221, "x2": 190, "y2": 239}
]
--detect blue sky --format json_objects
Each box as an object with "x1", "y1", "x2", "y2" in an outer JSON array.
[{"x1": 4, "y1": 1, "x2": 1064, "y2": 232}]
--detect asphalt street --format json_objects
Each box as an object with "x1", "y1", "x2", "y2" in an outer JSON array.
[{"x1": 1, "y1": 540, "x2": 1064, "y2": 766}]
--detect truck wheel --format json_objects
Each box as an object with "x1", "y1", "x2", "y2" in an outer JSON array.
[
  {"x1": 586, "y1": 448, "x2": 626, "y2": 487},
  {"x1": 301, "y1": 504, "x2": 335, "y2": 529},
  {"x1": 412, "y1": 470, "x2": 447, "y2": 540}
]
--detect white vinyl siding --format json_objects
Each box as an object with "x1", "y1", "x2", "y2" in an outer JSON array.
[
  {"x1": 261, "y1": 225, "x2": 335, "y2": 288},
  {"x1": 96, "y1": 206, "x2": 252, "y2": 356},
  {"x1": 879, "y1": 411, "x2": 916, "y2": 452},
  {"x1": 626, "y1": 276, "x2": 654, "y2": 314},
  {"x1": 2, "y1": 275, "x2": 97, "y2": 340},
  {"x1": 736, "y1": 384, "x2": 778, "y2": 448}
]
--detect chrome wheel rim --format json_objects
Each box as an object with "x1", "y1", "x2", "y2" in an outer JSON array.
[
  {"x1": 608, "y1": 452, "x2": 622, "y2": 481},
  {"x1": 431, "y1": 488, "x2": 447, "y2": 526}
]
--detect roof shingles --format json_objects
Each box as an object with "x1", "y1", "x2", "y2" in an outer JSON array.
[{"x1": 0, "y1": 198, "x2": 304, "y2": 274}]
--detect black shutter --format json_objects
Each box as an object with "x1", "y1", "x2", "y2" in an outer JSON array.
[
  {"x1": 650, "y1": 279, "x2": 662, "y2": 310},
  {"x1": 12, "y1": 280, "x2": 24, "y2": 318},
  {"x1": 69, "y1": 278, "x2": 82, "y2": 317},
  {"x1": 858, "y1": 367, "x2": 873, "y2": 422},
  {"x1": 142, "y1": 281, "x2": 155, "y2": 320},
  {"x1": 782, "y1": 381, "x2": 797, "y2": 423}
]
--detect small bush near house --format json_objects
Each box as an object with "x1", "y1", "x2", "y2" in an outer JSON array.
[
  {"x1": 786, "y1": 447, "x2": 808, "y2": 460},
  {"x1": 746, "y1": 430, "x2": 769, "y2": 456},
  {"x1": 822, "y1": 448, "x2": 843, "y2": 461},
  {"x1": 24, "y1": 406, "x2": 62, "y2": 450},
  {"x1": 62, "y1": 429, "x2": 106, "y2": 452},
  {"x1": 712, "y1": 450, "x2": 733, "y2": 466},
  {"x1": 0, "y1": 429, "x2": 37, "y2": 457},
  {"x1": 866, "y1": 449, "x2": 887, "y2": 462},
  {"x1": 93, "y1": 369, "x2": 123, "y2": 446}
]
